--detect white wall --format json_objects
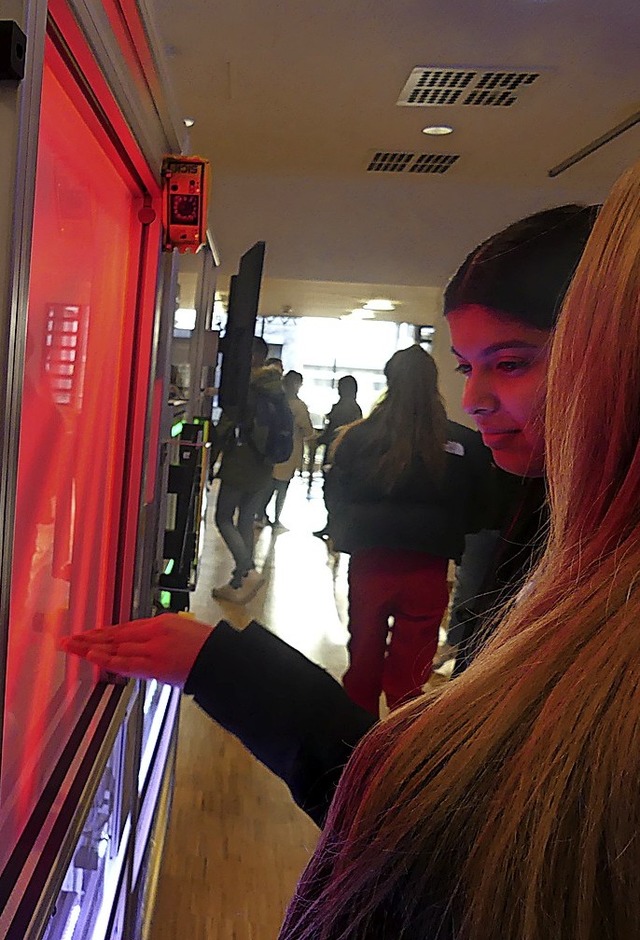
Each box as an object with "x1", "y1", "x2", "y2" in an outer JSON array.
[{"x1": 430, "y1": 312, "x2": 473, "y2": 428}]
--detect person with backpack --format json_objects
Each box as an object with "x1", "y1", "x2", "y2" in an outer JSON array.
[
  {"x1": 211, "y1": 336, "x2": 293, "y2": 603},
  {"x1": 258, "y1": 370, "x2": 316, "y2": 529}
]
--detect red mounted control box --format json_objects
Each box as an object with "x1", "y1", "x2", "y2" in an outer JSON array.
[{"x1": 161, "y1": 155, "x2": 210, "y2": 253}]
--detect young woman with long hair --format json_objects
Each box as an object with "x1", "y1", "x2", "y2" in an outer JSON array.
[
  {"x1": 334, "y1": 345, "x2": 449, "y2": 491},
  {"x1": 328, "y1": 344, "x2": 493, "y2": 714},
  {"x1": 280, "y1": 161, "x2": 640, "y2": 939}
]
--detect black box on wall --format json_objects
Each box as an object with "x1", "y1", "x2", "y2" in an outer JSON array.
[{"x1": 0, "y1": 21, "x2": 27, "y2": 81}]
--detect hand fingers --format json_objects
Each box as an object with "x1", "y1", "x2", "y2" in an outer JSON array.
[
  {"x1": 59, "y1": 633, "x2": 121, "y2": 652},
  {"x1": 60, "y1": 637, "x2": 149, "y2": 660},
  {"x1": 62, "y1": 639, "x2": 166, "y2": 682},
  {"x1": 84, "y1": 622, "x2": 153, "y2": 642},
  {"x1": 59, "y1": 620, "x2": 157, "y2": 649},
  {"x1": 85, "y1": 649, "x2": 159, "y2": 680},
  {"x1": 60, "y1": 636, "x2": 111, "y2": 654}
]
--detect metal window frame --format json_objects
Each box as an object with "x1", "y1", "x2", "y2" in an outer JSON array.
[{"x1": 0, "y1": 1, "x2": 195, "y2": 936}]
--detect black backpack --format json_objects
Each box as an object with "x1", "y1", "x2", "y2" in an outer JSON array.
[{"x1": 249, "y1": 391, "x2": 294, "y2": 464}]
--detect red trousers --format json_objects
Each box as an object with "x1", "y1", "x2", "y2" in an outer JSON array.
[{"x1": 342, "y1": 547, "x2": 449, "y2": 715}]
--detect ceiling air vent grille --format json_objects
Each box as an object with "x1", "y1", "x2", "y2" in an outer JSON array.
[
  {"x1": 409, "y1": 153, "x2": 459, "y2": 174},
  {"x1": 366, "y1": 152, "x2": 459, "y2": 175},
  {"x1": 367, "y1": 151, "x2": 414, "y2": 172},
  {"x1": 397, "y1": 68, "x2": 540, "y2": 107}
]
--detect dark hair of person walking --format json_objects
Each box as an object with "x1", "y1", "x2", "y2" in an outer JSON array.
[{"x1": 335, "y1": 344, "x2": 449, "y2": 492}]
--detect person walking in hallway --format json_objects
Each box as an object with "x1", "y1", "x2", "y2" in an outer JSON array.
[
  {"x1": 211, "y1": 337, "x2": 292, "y2": 602},
  {"x1": 260, "y1": 370, "x2": 316, "y2": 528},
  {"x1": 329, "y1": 345, "x2": 496, "y2": 714},
  {"x1": 314, "y1": 375, "x2": 362, "y2": 540}
]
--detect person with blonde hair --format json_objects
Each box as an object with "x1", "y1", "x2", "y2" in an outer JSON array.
[{"x1": 280, "y1": 161, "x2": 640, "y2": 938}]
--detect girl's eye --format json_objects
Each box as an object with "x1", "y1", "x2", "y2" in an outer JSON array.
[
  {"x1": 455, "y1": 363, "x2": 471, "y2": 375},
  {"x1": 497, "y1": 360, "x2": 527, "y2": 373}
]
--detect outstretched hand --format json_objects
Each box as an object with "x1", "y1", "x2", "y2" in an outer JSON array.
[{"x1": 58, "y1": 613, "x2": 217, "y2": 688}]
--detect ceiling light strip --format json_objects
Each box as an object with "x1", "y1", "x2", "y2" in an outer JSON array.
[{"x1": 548, "y1": 109, "x2": 640, "y2": 178}]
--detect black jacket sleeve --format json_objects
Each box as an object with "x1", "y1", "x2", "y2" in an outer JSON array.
[{"x1": 183, "y1": 620, "x2": 377, "y2": 827}]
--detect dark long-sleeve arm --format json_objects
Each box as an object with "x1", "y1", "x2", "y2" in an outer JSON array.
[{"x1": 183, "y1": 620, "x2": 376, "y2": 827}]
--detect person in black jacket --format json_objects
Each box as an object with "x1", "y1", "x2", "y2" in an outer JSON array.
[
  {"x1": 313, "y1": 375, "x2": 363, "y2": 539},
  {"x1": 328, "y1": 345, "x2": 496, "y2": 714},
  {"x1": 318, "y1": 374, "x2": 363, "y2": 448},
  {"x1": 211, "y1": 337, "x2": 289, "y2": 603}
]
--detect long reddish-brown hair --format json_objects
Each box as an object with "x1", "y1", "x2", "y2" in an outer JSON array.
[
  {"x1": 333, "y1": 344, "x2": 448, "y2": 492},
  {"x1": 282, "y1": 161, "x2": 640, "y2": 939}
]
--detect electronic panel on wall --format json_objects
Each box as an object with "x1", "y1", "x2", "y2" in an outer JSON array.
[{"x1": 161, "y1": 155, "x2": 210, "y2": 253}]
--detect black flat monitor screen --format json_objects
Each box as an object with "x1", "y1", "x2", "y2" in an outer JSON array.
[{"x1": 218, "y1": 241, "x2": 265, "y2": 414}]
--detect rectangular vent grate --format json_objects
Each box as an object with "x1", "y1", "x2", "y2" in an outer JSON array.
[
  {"x1": 409, "y1": 153, "x2": 459, "y2": 174},
  {"x1": 367, "y1": 151, "x2": 415, "y2": 172},
  {"x1": 397, "y1": 67, "x2": 540, "y2": 107},
  {"x1": 366, "y1": 152, "x2": 459, "y2": 175}
]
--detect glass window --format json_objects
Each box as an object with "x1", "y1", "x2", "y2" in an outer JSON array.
[{"x1": 0, "y1": 44, "x2": 143, "y2": 872}]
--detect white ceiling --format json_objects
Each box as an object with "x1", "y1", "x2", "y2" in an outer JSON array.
[{"x1": 153, "y1": 0, "x2": 640, "y2": 322}]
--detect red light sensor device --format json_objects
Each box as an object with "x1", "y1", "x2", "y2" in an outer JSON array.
[{"x1": 161, "y1": 155, "x2": 210, "y2": 253}]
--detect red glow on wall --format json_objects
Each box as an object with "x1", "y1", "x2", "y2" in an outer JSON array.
[{"x1": 0, "y1": 35, "x2": 155, "y2": 868}]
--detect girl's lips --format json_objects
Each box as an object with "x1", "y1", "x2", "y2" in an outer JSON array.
[{"x1": 480, "y1": 429, "x2": 521, "y2": 447}]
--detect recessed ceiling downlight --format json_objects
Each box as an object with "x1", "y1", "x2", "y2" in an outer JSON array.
[
  {"x1": 422, "y1": 125, "x2": 453, "y2": 136},
  {"x1": 183, "y1": 117, "x2": 195, "y2": 128},
  {"x1": 346, "y1": 308, "x2": 376, "y2": 320},
  {"x1": 363, "y1": 298, "x2": 396, "y2": 311}
]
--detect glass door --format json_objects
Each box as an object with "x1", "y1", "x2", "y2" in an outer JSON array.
[{"x1": 0, "y1": 35, "x2": 150, "y2": 873}]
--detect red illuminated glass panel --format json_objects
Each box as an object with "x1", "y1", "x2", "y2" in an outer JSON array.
[
  {"x1": 0, "y1": 44, "x2": 144, "y2": 870},
  {"x1": 45, "y1": 303, "x2": 89, "y2": 407}
]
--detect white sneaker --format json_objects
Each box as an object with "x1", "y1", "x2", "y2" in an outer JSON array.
[
  {"x1": 234, "y1": 569, "x2": 265, "y2": 603},
  {"x1": 211, "y1": 582, "x2": 246, "y2": 603},
  {"x1": 432, "y1": 642, "x2": 457, "y2": 671}
]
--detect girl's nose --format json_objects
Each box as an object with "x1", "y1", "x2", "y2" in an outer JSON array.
[{"x1": 462, "y1": 371, "x2": 498, "y2": 416}]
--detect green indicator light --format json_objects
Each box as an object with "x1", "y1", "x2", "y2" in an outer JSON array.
[
  {"x1": 164, "y1": 558, "x2": 175, "y2": 575},
  {"x1": 159, "y1": 591, "x2": 172, "y2": 608},
  {"x1": 171, "y1": 421, "x2": 184, "y2": 438}
]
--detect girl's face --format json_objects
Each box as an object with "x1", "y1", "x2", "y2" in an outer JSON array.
[{"x1": 447, "y1": 305, "x2": 551, "y2": 477}]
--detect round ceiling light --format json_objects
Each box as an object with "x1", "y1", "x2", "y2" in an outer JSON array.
[
  {"x1": 347, "y1": 308, "x2": 376, "y2": 320},
  {"x1": 363, "y1": 298, "x2": 395, "y2": 312},
  {"x1": 421, "y1": 125, "x2": 453, "y2": 136},
  {"x1": 183, "y1": 117, "x2": 195, "y2": 128}
]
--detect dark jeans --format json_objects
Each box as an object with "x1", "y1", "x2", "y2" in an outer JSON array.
[
  {"x1": 215, "y1": 482, "x2": 264, "y2": 585},
  {"x1": 259, "y1": 478, "x2": 290, "y2": 523}
]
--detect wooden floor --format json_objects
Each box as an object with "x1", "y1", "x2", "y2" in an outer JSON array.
[{"x1": 147, "y1": 474, "x2": 451, "y2": 940}]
